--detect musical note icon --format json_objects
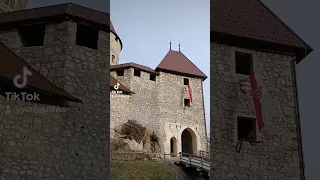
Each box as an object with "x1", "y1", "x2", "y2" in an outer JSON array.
[{"x1": 13, "y1": 66, "x2": 32, "y2": 89}]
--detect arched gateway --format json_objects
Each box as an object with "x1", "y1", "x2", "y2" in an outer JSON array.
[{"x1": 181, "y1": 128, "x2": 197, "y2": 155}]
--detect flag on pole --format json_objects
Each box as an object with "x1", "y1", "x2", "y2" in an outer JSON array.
[
  {"x1": 249, "y1": 71, "x2": 271, "y2": 131},
  {"x1": 187, "y1": 85, "x2": 192, "y2": 103}
]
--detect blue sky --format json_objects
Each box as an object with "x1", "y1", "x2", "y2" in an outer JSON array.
[{"x1": 110, "y1": 0, "x2": 210, "y2": 135}]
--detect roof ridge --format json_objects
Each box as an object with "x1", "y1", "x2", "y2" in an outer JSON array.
[{"x1": 255, "y1": 0, "x2": 311, "y2": 49}]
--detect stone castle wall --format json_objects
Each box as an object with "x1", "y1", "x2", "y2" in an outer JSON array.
[
  {"x1": 0, "y1": 0, "x2": 27, "y2": 12},
  {"x1": 110, "y1": 32, "x2": 121, "y2": 65},
  {"x1": 157, "y1": 72, "x2": 208, "y2": 151},
  {"x1": 0, "y1": 21, "x2": 110, "y2": 179},
  {"x1": 110, "y1": 69, "x2": 208, "y2": 153},
  {"x1": 110, "y1": 69, "x2": 159, "y2": 135},
  {"x1": 210, "y1": 42, "x2": 302, "y2": 180}
]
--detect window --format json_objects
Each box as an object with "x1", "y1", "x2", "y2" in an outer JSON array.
[
  {"x1": 150, "y1": 74, "x2": 156, "y2": 81},
  {"x1": 237, "y1": 116, "x2": 256, "y2": 142},
  {"x1": 76, "y1": 24, "x2": 98, "y2": 50},
  {"x1": 235, "y1": 51, "x2": 253, "y2": 75},
  {"x1": 111, "y1": 55, "x2": 115, "y2": 64},
  {"x1": 134, "y1": 69, "x2": 141, "y2": 77},
  {"x1": 116, "y1": 69, "x2": 124, "y2": 76},
  {"x1": 183, "y1": 78, "x2": 189, "y2": 85},
  {"x1": 184, "y1": 99, "x2": 190, "y2": 107},
  {"x1": 19, "y1": 24, "x2": 45, "y2": 47}
]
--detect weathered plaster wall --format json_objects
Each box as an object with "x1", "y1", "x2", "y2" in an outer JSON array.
[
  {"x1": 210, "y1": 42, "x2": 302, "y2": 180},
  {"x1": 0, "y1": 21, "x2": 110, "y2": 179}
]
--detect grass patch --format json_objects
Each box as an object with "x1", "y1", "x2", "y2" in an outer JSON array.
[{"x1": 110, "y1": 160, "x2": 178, "y2": 180}]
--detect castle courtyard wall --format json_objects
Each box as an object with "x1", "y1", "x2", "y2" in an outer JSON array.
[{"x1": 210, "y1": 42, "x2": 302, "y2": 180}]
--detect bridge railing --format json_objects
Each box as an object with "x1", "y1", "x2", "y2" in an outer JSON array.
[{"x1": 179, "y1": 152, "x2": 210, "y2": 171}]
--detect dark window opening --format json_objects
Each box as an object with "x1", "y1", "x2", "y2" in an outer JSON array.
[
  {"x1": 111, "y1": 55, "x2": 115, "y2": 64},
  {"x1": 116, "y1": 69, "x2": 124, "y2": 76},
  {"x1": 150, "y1": 74, "x2": 156, "y2": 81},
  {"x1": 235, "y1": 51, "x2": 253, "y2": 75},
  {"x1": 76, "y1": 24, "x2": 98, "y2": 50},
  {"x1": 237, "y1": 116, "x2": 256, "y2": 142},
  {"x1": 184, "y1": 99, "x2": 190, "y2": 107},
  {"x1": 19, "y1": 24, "x2": 45, "y2": 47},
  {"x1": 134, "y1": 69, "x2": 141, "y2": 77},
  {"x1": 184, "y1": 78, "x2": 189, "y2": 85}
]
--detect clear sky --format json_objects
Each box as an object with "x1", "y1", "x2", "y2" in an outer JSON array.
[
  {"x1": 110, "y1": 0, "x2": 211, "y2": 136},
  {"x1": 262, "y1": 0, "x2": 319, "y2": 179}
]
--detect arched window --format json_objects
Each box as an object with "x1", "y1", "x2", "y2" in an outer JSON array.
[{"x1": 111, "y1": 55, "x2": 115, "y2": 64}]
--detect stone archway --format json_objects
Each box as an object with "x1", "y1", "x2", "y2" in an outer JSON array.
[
  {"x1": 170, "y1": 137, "x2": 178, "y2": 156},
  {"x1": 181, "y1": 128, "x2": 197, "y2": 155}
]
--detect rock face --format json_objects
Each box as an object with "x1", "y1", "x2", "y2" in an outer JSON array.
[
  {"x1": 210, "y1": 43, "x2": 302, "y2": 180},
  {"x1": 0, "y1": 21, "x2": 110, "y2": 179}
]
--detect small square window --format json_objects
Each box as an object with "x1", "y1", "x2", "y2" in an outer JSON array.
[
  {"x1": 116, "y1": 69, "x2": 124, "y2": 76},
  {"x1": 134, "y1": 69, "x2": 141, "y2": 77},
  {"x1": 235, "y1": 51, "x2": 253, "y2": 75},
  {"x1": 76, "y1": 24, "x2": 98, "y2": 50},
  {"x1": 184, "y1": 99, "x2": 190, "y2": 107},
  {"x1": 237, "y1": 116, "x2": 256, "y2": 142},
  {"x1": 150, "y1": 74, "x2": 156, "y2": 81},
  {"x1": 183, "y1": 78, "x2": 189, "y2": 85}
]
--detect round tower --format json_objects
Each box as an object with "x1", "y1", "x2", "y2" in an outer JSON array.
[
  {"x1": 110, "y1": 21, "x2": 122, "y2": 65},
  {"x1": 0, "y1": 0, "x2": 27, "y2": 12}
]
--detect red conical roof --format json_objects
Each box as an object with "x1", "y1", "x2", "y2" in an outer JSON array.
[{"x1": 156, "y1": 50, "x2": 207, "y2": 80}]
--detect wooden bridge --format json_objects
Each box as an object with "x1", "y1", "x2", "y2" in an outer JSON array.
[{"x1": 177, "y1": 151, "x2": 210, "y2": 176}]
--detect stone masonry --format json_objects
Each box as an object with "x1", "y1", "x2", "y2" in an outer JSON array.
[
  {"x1": 210, "y1": 43, "x2": 302, "y2": 180},
  {"x1": 110, "y1": 61, "x2": 208, "y2": 155},
  {"x1": 0, "y1": 21, "x2": 110, "y2": 179}
]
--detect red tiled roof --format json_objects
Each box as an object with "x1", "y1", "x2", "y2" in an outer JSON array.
[
  {"x1": 0, "y1": 41, "x2": 82, "y2": 103},
  {"x1": 156, "y1": 50, "x2": 207, "y2": 79},
  {"x1": 111, "y1": 62, "x2": 160, "y2": 75},
  {"x1": 211, "y1": 0, "x2": 312, "y2": 50},
  {"x1": 110, "y1": 75, "x2": 134, "y2": 94}
]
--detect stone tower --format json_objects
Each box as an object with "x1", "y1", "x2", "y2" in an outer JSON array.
[
  {"x1": 211, "y1": 0, "x2": 312, "y2": 180},
  {"x1": 0, "y1": 3, "x2": 110, "y2": 179},
  {"x1": 0, "y1": 0, "x2": 27, "y2": 12},
  {"x1": 110, "y1": 47, "x2": 208, "y2": 156},
  {"x1": 110, "y1": 22, "x2": 122, "y2": 65}
]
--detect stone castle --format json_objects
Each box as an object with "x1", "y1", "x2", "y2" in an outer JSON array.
[
  {"x1": 0, "y1": 3, "x2": 110, "y2": 179},
  {"x1": 109, "y1": 23, "x2": 208, "y2": 154},
  {"x1": 211, "y1": 0, "x2": 312, "y2": 180}
]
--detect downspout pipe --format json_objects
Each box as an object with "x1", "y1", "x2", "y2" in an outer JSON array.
[{"x1": 291, "y1": 58, "x2": 305, "y2": 180}]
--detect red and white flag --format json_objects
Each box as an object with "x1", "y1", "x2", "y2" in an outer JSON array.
[
  {"x1": 184, "y1": 85, "x2": 193, "y2": 103},
  {"x1": 188, "y1": 85, "x2": 193, "y2": 103},
  {"x1": 249, "y1": 71, "x2": 271, "y2": 132}
]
